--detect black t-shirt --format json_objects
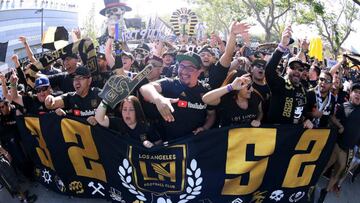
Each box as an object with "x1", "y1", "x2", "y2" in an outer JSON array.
[
  {"x1": 307, "y1": 90, "x2": 336, "y2": 127},
  {"x1": 336, "y1": 102, "x2": 360, "y2": 150},
  {"x1": 22, "y1": 95, "x2": 52, "y2": 115},
  {"x1": 218, "y1": 92, "x2": 261, "y2": 127},
  {"x1": 161, "y1": 64, "x2": 178, "y2": 78},
  {"x1": 61, "y1": 87, "x2": 102, "y2": 117},
  {"x1": 199, "y1": 61, "x2": 228, "y2": 90},
  {"x1": 108, "y1": 117, "x2": 160, "y2": 142},
  {"x1": 156, "y1": 78, "x2": 210, "y2": 141},
  {"x1": 0, "y1": 108, "x2": 19, "y2": 143},
  {"x1": 48, "y1": 72, "x2": 75, "y2": 93},
  {"x1": 334, "y1": 89, "x2": 349, "y2": 105}
]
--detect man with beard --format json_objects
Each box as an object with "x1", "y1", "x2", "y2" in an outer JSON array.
[
  {"x1": 251, "y1": 59, "x2": 271, "y2": 123},
  {"x1": 265, "y1": 25, "x2": 313, "y2": 128},
  {"x1": 45, "y1": 66, "x2": 101, "y2": 126},
  {"x1": 199, "y1": 21, "x2": 250, "y2": 90},
  {"x1": 47, "y1": 53, "x2": 80, "y2": 93},
  {"x1": 140, "y1": 51, "x2": 215, "y2": 141},
  {"x1": 318, "y1": 83, "x2": 360, "y2": 203}
]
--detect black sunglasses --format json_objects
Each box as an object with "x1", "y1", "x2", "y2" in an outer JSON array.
[
  {"x1": 319, "y1": 77, "x2": 332, "y2": 84},
  {"x1": 36, "y1": 86, "x2": 49, "y2": 93}
]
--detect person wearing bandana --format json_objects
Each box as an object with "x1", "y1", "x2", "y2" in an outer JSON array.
[
  {"x1": 307, "y1": 71, "x2": 338, "y2": 128},
  {"x1": 265, "y1": 25, "x2": 314, "y2": 128}
]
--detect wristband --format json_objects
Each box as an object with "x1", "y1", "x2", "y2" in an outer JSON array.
[
  {"x1": 277, "y1": 43, "x2": 288, "y2": 52},
  {"x1": 108, "y1": 35, "x2": 114, "y2": 39},
  {"x1": 226, "y1": 84, "x2": 233, "y2": 92},
  {"x1": 10, "y1": 83, "x2": 17, "y2": 88},
  {"x1": 100, "y1": 101, "x2": 108, "y2": 109}
]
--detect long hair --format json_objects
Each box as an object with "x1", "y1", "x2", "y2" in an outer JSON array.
[
  {"x1": 221, "y1": 69, "x2": 248, "y2": 87},
  {"x1": 119, "y1": 95, "x2": 146, "y2": 124}
]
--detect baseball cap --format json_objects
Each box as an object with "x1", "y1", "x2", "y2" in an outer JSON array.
[
  {"x1": 97, "y1": 52, "x2": 106, "y2": 61},
  {"x1": 176, "y1": 51, "x2": 202, "y2": 69},
  {"x1": 63, "y1": 53, "x2": 78, "y2": 60},
  {"x1": 288, "y1": 57, "x2": 304, "y2": 68},
  {"x1": 135, "y1": 43, "x2": 150, "y2": 52},
  {"x1": 121, "y1": 51, "x2": 134, "y2": 60},
  {"x1": 198, "y1": 45, "x2": 215, "y2": 56},
  {"x1": 145, "y1": 55, "x2": 163, "y2": 66},
  {"x1": 162, "y1": 50, "x2": 176, "y2": 58},
  {"x1": 351, "y1": 83, "x2": 360, "y2": 92},
  {"x1": 35, "y1": 76, "x2": 50, "y2": 89},
  {"x1": 252, "y1": 59, "x2": 267, "y2": 69},
  {"x1": 74, "y1": 66, "x2": 91, "y2": 77}
]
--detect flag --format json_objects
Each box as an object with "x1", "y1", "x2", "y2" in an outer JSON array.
[
  {"x1": 0, "y1": 41, "x2": 8, "y2": 62},
  {"x1": 42, "y1": 26, "x2": 69, "y2": 51}
]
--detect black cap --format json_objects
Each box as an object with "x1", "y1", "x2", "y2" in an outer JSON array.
[
  {"x1": 74, "y1": 66, "x2": 91, "y2": 77},
  {"x1": 63, "y1": 53, "x2": 78, "y2": 60},
  {"x1": 351, "y1": 83, "x2": 360, "y2": 92},
  {"x1": 198, "y1": 45, "x2": 215, "y2": 56},
  {"x1": 162, "y1": 50, "x2": 176, "y2": 58},
  {"x1": 252, "y1": 59, "x2": 266, "y2": 69},
  {"x1": 176, "y1": 51, "x2": 202, "y2": 69},
  {"x1": 135, "y1": 43, "x2": 150, "y2": 52}
]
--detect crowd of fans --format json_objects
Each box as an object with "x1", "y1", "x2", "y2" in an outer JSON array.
[{"x1": 0, "y1": 21, "x2": 359, "y2": 203}]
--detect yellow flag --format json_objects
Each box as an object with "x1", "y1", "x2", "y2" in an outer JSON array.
[{"x1": 309, "y1": 36, "x2": 323, "y2": 61}]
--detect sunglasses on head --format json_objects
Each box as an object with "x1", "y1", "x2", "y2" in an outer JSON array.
[
  {"x1": 36, "y1": 86, "x2": 49, "y2": 93},
  {"x1": 319, "y1": 77, "x2": 332, "y2": 84}
]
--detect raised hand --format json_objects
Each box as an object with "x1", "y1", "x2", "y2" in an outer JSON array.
[
  {"x1": 280, "y1": 25, "x2": 292, "y2": 48},
  {"x1": 230, "y1": 21, "x2": 250, "y2": 37},
  {"x1": 19, "y1": 36, "x2": 27, "y2": 44},
  {"x1": 9, "y1": 70, "x2": 18, "y2": 85},
  {"x1": 11, "y1": 54, "x2": 19, "y2": 62},
  {"x1": 108, "y1": 24, "x2": 115, "y2": 37},
  {"x1": 230, "y1": 74, "x2": 251, "y2": 90}
]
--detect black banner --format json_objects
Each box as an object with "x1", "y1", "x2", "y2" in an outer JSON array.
[
  {"x1": 0, "y1": 41, "x2": 8, "y2": 62},
  {"x1": 17, "y1": 114, "x2": 336, "y2": 203}
]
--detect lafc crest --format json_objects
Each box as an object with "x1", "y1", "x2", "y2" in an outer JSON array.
[
  {"x1": 170, "y1": 8, "x2": 198, "y2": 36},
  {"x1": 119, "y1": 145, "x2": 203, "y2": 202}
]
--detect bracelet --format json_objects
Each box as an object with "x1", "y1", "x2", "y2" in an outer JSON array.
[
  {"x1": 108, "y1": 35, "x2": 114, "y2": 39},
  {"x1": 226, "y1": 84, "x2": 233, "y2": 92},
  {"x1": 277, "y1": 43, "x2": 288, "y2": 52},
  {"x1": 99, "y1": 101, "x2": 108, "y2": 109}
]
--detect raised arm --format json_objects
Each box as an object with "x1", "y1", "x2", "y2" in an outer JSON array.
[
  {"x1": 219, "y1": 21, "x2": 250, "y2": 68},
  {"x1": 95, "y1": 101, "x2": 110, "y2": 127},
  {"x1": 202, "y1": 74, "x2": 251, "y2": 106},
  {"x1": 44, "y1": 95, "x2": 65, "y2": 110},
  {"x1": 19, "y1": 36, "x2": 37, "y2": 63},
  {"x1": 8, "y1": 70, "x2": 23, "y2": 106},
  {"x1": 0, "y1": 73, "x2": 11, "y2": 101},
  {"x1": 105, "y1": 25, "x2": 116, "y2": 69}
]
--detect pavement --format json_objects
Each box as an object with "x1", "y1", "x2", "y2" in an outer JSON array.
[{"x1": 0, "y1": 175, "x2": 359, "y2": 203}]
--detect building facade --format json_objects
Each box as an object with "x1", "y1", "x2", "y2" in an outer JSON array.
[{"x1": 0, "y1": 0, "x2": 78, "y2": 67}]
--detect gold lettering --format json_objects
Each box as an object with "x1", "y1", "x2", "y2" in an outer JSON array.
[
  {"x1": 61, "y1": 119, "x2": 107, "y2": 182},
  {"x1": 25, "y1": 117, "x2": 55, "y2": 170},
  {"x1": 222, "y1": 128, "x2": 276, "y2": 195},
  {"x1": 282, "y1": 129, "x2": 329, "y2": 187},
  {"x1": 140, "y1": 161, "x2": 158, "y2": 181}
]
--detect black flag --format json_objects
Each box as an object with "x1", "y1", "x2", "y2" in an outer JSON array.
[{"x1": 0, "y1": 41, "x2": 8, "y2": 62}]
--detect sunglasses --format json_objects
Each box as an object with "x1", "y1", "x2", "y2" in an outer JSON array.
[
  {"x1": 105, "y1": 7, "x2": 124, "y2": 16},
  {"x1": 36, "y1": 86, "x2": 49, "y2": 93},
  {"x1": 319, "y1": 77, "x2": 332, "y2": 84}
]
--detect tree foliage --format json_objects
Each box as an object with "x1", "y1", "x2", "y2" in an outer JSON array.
[
  {"x1": 81, "y1": 2, "x2": 99, "y2": 46},
  {"x1": 296, "y1": 0, "x2": 359, "y2": 58}
]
